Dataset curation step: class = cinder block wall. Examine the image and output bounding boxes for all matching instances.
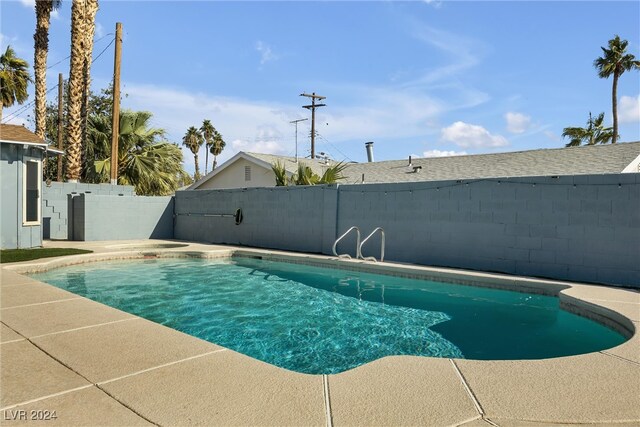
[337,174,639,287]
[174,174,639,288]
[73,194,173,241]
[174,186,338,254]
[43,182,135,239]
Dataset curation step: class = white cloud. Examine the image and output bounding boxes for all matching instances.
[232,139,287,155]
[505,112,531,134]
[118,73,493,172]
[402,24,485,87]
[422,0,443,8]
[255,41,277,66]
[619,95,640,123]
[441,121,508,148]
[121,83,296,172]
[95,22,105,39]
[423,149,468,158]
[543,130,561,142]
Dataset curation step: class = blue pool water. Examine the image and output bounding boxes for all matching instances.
[30,257,626,374]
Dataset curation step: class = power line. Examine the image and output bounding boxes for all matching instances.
[92,37,115,64]
[300,92,326,159]
[2,36,116,124]
[44,33,113,72]
[315,132,354,162]
[1,85,58,123]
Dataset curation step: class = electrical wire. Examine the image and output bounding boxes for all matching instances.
[315,132,354,162]
[2,36,116,124]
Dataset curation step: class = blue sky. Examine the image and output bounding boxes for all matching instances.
[1,1,639,173]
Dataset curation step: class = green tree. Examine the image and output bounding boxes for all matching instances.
[0,46,31,121]
[210,128,226,171]
[33,0,62,138]
[200,119,215,175]
[182,126,204,180]
[272,161,288,186]
[562,112,613,147]
[273,161,347,186]
[594,35,640,143]
[89,110,189,195]
[35,82,134,182]
[319,161,348,184]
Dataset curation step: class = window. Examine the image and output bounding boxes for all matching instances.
[23,159,41,225]
[244,165,251,181]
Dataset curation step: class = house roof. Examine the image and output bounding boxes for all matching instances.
[245,152,332,176]
[187,151,334,189]
[341,141,640,184]
[0,124,45,144]
[190,141,640,189]
[0,124,64,154]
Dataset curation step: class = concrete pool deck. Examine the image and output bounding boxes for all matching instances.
[1,239,638,426]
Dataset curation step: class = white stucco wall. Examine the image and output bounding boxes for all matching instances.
[197,158,276,189]
[622,154,640,173]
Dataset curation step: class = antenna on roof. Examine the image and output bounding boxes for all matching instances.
[290,118,308,164]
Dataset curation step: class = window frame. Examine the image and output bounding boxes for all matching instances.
[22,158,41,226]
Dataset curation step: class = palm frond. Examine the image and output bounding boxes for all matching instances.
[271,161,289,186]
[319,161,348,184]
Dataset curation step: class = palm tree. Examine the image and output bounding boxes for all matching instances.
[33,0,62,138]
[66,0,98,182]
[292,163,319,185]
[200,119,215,175]
[272,161,347,186]
[210,128,226,171]
[80,0,98,146]
[594,35,640,143]
[182,126,204,180]
[319,161,347,184]
[562,112,613,147]
[0,46,31,121]
[90,110,189,195]
[272,161,288,186]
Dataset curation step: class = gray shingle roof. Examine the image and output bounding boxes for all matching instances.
[249,142,639,185]
[341,142,640,184]
[236,142,640,186]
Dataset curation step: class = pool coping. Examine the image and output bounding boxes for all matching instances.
[1,239,639,426]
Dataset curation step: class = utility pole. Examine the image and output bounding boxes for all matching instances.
[57,73,64,182]
[110,22,122,185]
[289,118,308,163]
[300,92,325,159]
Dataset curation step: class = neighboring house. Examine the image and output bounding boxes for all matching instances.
[1,124,63,249]
[189,142,640,190]
[189,152,332,190]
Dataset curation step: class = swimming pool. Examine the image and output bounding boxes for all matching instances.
[30,256,626,374]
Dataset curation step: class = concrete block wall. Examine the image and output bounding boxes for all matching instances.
[72,194,173,241]
[336,174,640,288]
[43,182,135,239]
[174,174,639,288]
[174,186,338,254]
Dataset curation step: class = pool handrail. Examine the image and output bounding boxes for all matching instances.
[332,226,361,259]
[359,227,385,262]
